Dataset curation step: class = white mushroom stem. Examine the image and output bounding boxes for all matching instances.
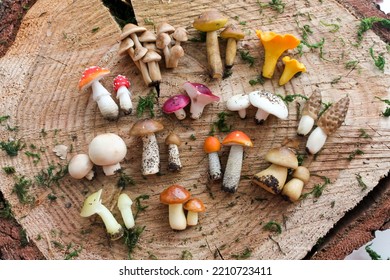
[174,108,186,120]
[95,204,124,239]
[91,81,119,121]
[169,203,187,230]
[222,145,243,193]
[118,194,135,229]
[297,115,315,136]
[102,162,122,176]
[167,144,182,171]
[254,109,269,124]
[147,62,162,82]
[208,152,222,181]
[85,170,94,180]
[187,211,198,226]
[190,103,207,119]
[238,109,247,119]
[141,134,160,175]
[306,126,328,154]
[116,85,133,115]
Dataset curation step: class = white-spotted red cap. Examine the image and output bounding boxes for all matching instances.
[79,66,110,91]
[113,75,130,92]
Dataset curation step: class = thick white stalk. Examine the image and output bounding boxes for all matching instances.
[222,145,243,193]
[141,134,160,175]
[238,109,247,119]
[168,144,182,171]
[297,115,315,136]
[85,170,94,180]
[116,86,133,115]
[168,203,187,230]
[254,109,270,124]
[97,204,123,240]
[121,209,135,229]
[306,126,328,154]
[91,81,119,121]
[174,108,186,120]
[102,162,121,176]
[186,211,199,226]
[208,152,222,181]
[190,103,206,119]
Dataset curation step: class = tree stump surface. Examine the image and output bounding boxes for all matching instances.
[0,0,389,260]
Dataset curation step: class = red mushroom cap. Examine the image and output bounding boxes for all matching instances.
[162,94,191,114]
[183,81,220,102]
[79,66,110,91]
[113,75,131,92]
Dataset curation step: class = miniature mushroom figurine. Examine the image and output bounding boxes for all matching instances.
[248,90,288,124]
[156,22,175,67]
[282,166,310,202]
[203,136,222,181]
[220,24,245,68]
[88,133,127,176]
[279,56,307,86]
[182,81,220,119]
[169,27,188,68]
[80,189,124,240]
[160,185,191,230]
[165,132,182,172]
[183,198,205,226]
[252,145,298,195]
[226,93,251,119]
[306,96,350,154]
[162,94,190,120]
[129,119,164,175]
[118,37,140,71]
[78,66,119,121]
[297,90,322,136]
[142,50,162,85]
[193,10,228,79]
[68,153,94,180]
[117,193,135,229]
[221,131,253,193]
[113,75,133,115]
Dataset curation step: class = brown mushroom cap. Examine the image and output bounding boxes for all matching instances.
[157,22,175,34]
[165,132,181,146]
[118,38,135,55]
[292,166,310,184]
[142,50,162,63]
[172,27,188,42]
[183,198,205,212]
[139,30,157,43]
[129,118,164,136]
[264,146,298,169]
[160,185,191,204]
[220,24,245,40]
[120,23,147,40]
[156,32,172,49]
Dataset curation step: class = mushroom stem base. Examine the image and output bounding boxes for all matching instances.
[103,162,122,176]
[187,211,199,226]
[168,144,182,172]
[306,126,327,154]
[142,134,160,175]
[117,86,133,115]
[206,30,223,79]
[208,152,222,181]
[168,203,187,230]
[92,81,119,121]
[174,108,186,120]
[225,38,237,68]
[98,204,124,240]
[254,109,270,124]
[222,145,243,193]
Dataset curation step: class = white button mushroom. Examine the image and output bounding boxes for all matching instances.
[226,93,251,119]
[117,193,135,229]
[68,153,94,180]
[248,90,288,124]
[88,133,127,176]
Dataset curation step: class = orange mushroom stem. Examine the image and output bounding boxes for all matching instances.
[279,56,306,86]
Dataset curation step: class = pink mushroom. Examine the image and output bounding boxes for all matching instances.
[182,82,220,119]
[162,94,191,120]
[113,75,133,115]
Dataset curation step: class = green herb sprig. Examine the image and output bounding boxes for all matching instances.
[239,50,255,67]
[134,194,150,219]
[35,164,68,188]
[348,149,364,161]
[301,175,331,199]
[369,47,385,72]
[375,96,390,117]
[209,112,233,135]
[258,0,286,14]
[262,220,282,234]
[137,90,157,118]
[357,17,390,42]
[231,247,252,259]
[117,171,136,189]
[365,243,382,260]
[124,226,145,259]
[12,175,33,204]
[0,139,25,157]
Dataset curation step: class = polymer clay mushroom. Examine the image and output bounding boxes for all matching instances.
[169,27,188,68]
[113,75,133,115]
[203,136,222,181]
[162,94,190,120]
[88,133,127,176]
[78,66,119,121]
[297,90,322,136]
[160,185,191,230]
[282,166,310,202]
[221,131,253,193]
[220,24,245,68]
[129,119,164,175]
[165,132,182,172]
[156,22,175,67]
[279,56,306,86]
[68,153,94,180]
[306,96,350,154]
[248,90,288,124]
[183,198,205,226]
[226,93,251,119]
[182,81,220,119]
[117,193,135,229]
[118,37,140,71]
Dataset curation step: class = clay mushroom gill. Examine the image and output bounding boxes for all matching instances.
[160,185,191,230]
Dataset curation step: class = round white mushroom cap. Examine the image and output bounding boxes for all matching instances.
[88,133,127,167]
[68,153,94,180]
[248,90,288,120]
[226,93,251,118]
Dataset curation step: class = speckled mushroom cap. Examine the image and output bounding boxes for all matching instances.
[183,198,205,212]
[302,90,322,120]
[264,146,298,169]
[120,23,147,40]
[78,66,110,91]
[316,96,350,135]
[165,132,181,146]
[129,119,164,136]
[248,90,288,119]
[220,24,245,40]
[160,185,191,205]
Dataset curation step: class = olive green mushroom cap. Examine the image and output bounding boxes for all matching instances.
[129,119,164,136]
[220,24,245,40]
[193,10,228,32]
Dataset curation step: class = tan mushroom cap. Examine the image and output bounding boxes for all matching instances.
[165,132,181,146]
[160,185,191,205]
[193,10,228,32]
[157,22,175,34]
[264,146,298,169]
[292,166,310,184]
[120,23,147,40]
[183,198,205,213]
[142,50,162,63]
[220,24,245,40]
[139,30,157,43]
[118,37,135,55]
[172,27,188,42]
[129,118,164,136]
[133,46,148,61]
[156,32,172,49]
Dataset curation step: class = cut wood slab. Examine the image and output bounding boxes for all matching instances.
[0,0,389,260]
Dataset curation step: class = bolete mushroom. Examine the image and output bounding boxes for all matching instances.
[88,133,127,176]
[80,189,124,240]
[226,93,251,119]
[306,96,350,154]
[78,66,119,121]
[117,193,135,229]
[113,75,133,115]
[162,94,191,120]
[297,90,322,136]
[165,132,182,172]
[68,153,94,180]
[221,130,253,193]
[248,90,288,124]
[129,119,164,175]
[183,198,205,226]
[182,81,220,119]
[282,166,310,202]
[220,24,245,68]
[160,185,191,230]
[203,136,222,181]
[193,10,228,79]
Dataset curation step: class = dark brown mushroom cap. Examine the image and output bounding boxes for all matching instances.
[183,198,205,212]
[129,119,164,136]
[165,132,181,146]
[264,146,298,169]
[160,185,191,204]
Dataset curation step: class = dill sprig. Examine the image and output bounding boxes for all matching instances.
[320,20,340,33]
[356,173,367,191]
[64,243,82,260]
[358,128,371,139]
[0,115,10,123]
[231,247,252,259]
[357,17,390,42]
[348,149,364,161]
[134,194,150,220]
[0,199,14,219]
[137,90,157,118]
[277,94,308,105]
[12,175,33,204]
[181,250,193,260]
[209,112,233,135]
[117,171,136,189]
[239,50,255,67]
[258,0,286,14]
[2,166,16,174]
[0,139,26,157]
[369,47,385,72]
[301,175,331,199]
[375,96,390,117]
[262,220,282,234]
[365,243,382,260]
[249,76,265,86]
[35,163,68,188]
[123,226,145,259]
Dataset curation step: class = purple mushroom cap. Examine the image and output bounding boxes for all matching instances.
[183,82,220,102]
[162,94,191,113]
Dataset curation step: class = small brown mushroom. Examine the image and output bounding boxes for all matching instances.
[183,198,205,226]
[169,27,188,68]
[220,24,245,68]
[282,166,310,202]
[142,50,162,84]
[160,185,191,230]
[165,132,182,172]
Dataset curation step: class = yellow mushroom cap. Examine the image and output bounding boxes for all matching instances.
[264,146,298,169]
[279,56,307,86]
[220,24,245,40]
[193,10,228,32]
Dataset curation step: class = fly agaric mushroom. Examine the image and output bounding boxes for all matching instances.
[165,132,182,172]
[162,94,191,120]
[183,198,205,226]
[169,27,188,68]
[78,66,119,121]
[222,131,253,193]
[113,75,133,115]
[160,185,191,230]
[80,189,124,240]
[255,30,300,79]
[203,136,222,181]
[306,96,350,154]
[282,166,310,202]
[220,24,245,68]
[129,119,164,175]
[68,153,94,180]
[253,145,298,194]
[297,90,322,136]
[182,81,220,119]
[279,56,307,86]
[117,193,135,229]
[193,10,228,79]
[248,90,288,124]
[88,133,127,176]
[226,93,251,119]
